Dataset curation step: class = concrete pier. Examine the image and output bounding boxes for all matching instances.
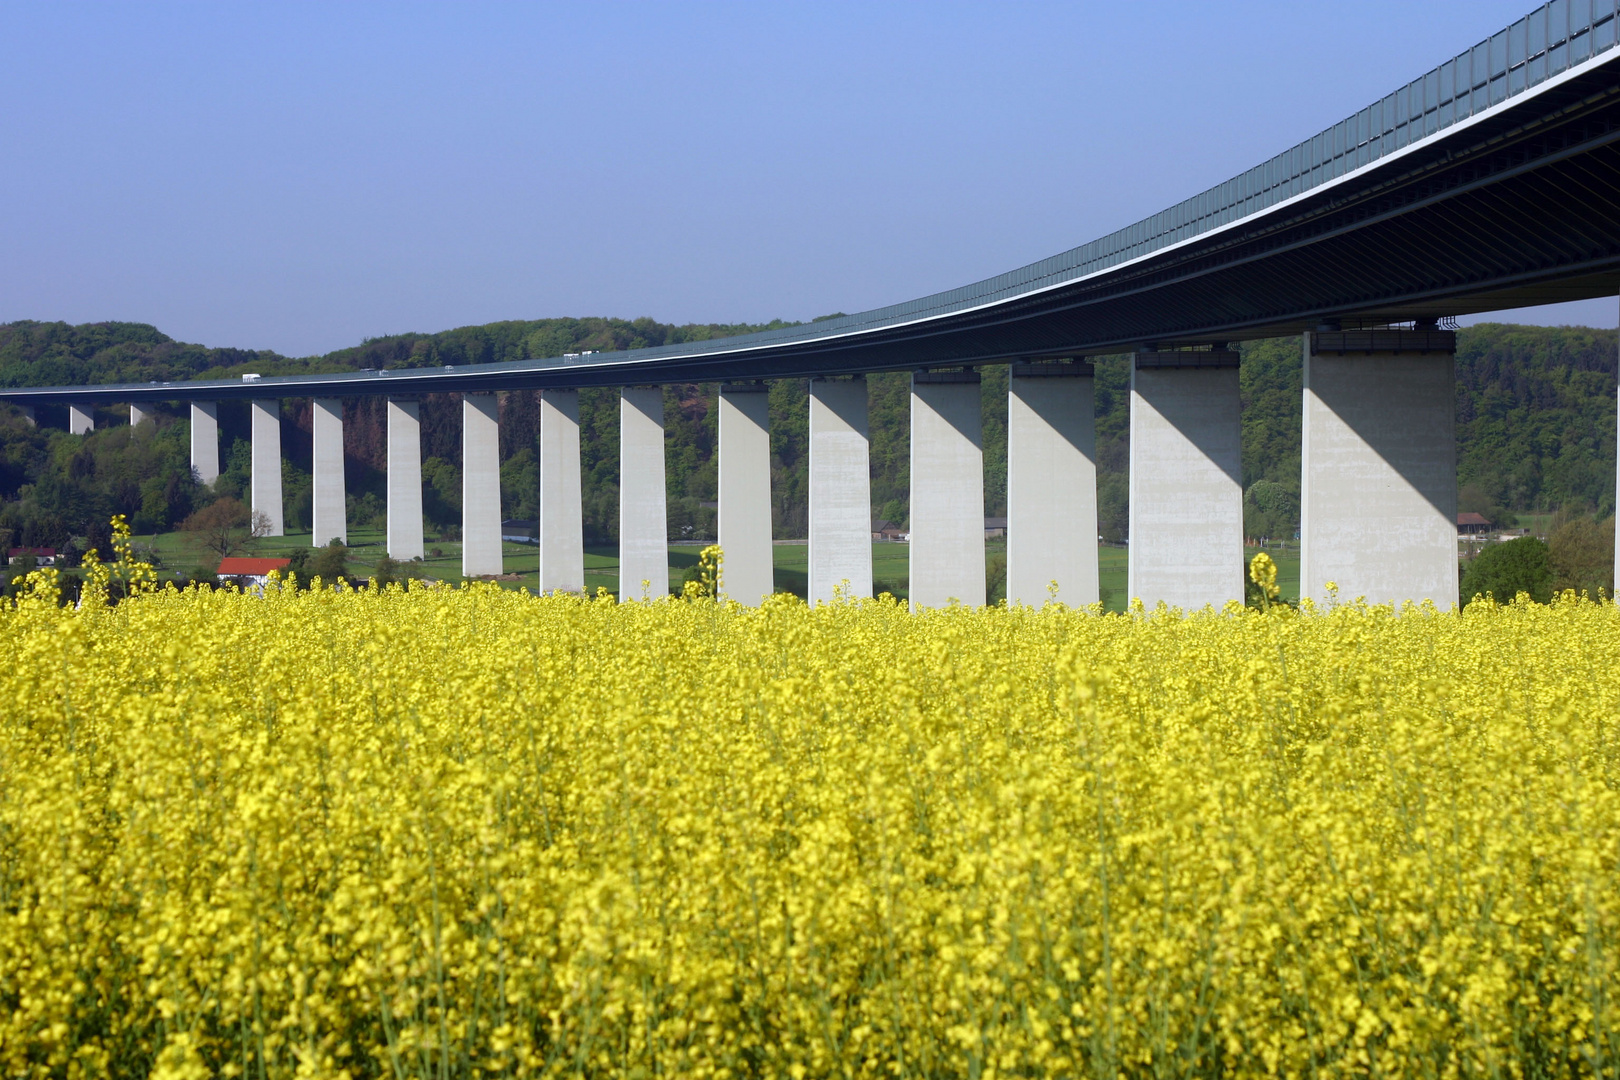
[17,405,34,426]
[909,371,985,610]
[619,387,669,601]
[808,377,872,604]
[387,398,424,561]
[190,402,220,488]
[539,389,584,593]
[1300,330,1458,607]
[1128,352,1243,610]
[311,397,347,547]
[130,403,154,428]
[462,393,503,578]
[250,400,283,536]
[717,383,774,605]
[1007,362,1098,607]
[69,405,93,435]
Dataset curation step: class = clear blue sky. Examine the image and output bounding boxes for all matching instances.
[1,1,1613,357]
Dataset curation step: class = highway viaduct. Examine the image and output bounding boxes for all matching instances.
[6,1,1620,609]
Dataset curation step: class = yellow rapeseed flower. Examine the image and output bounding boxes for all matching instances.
[0,521,1616,1077]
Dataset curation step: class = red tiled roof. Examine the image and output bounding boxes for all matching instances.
[8,547,55,557]
[217,557,291,575]
[1457,512,1492,526]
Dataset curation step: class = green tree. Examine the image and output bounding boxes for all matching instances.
[214,438,253,501]
[421,457,461,532]
[1244,478,1299,541]
[1460,536,1553,606]
[369,554,403,588]
[1548,515,1614,597]
[986,551,1007,605]
[307,541,351,586]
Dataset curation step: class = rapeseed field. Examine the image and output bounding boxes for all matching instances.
[2,527,1618,1078]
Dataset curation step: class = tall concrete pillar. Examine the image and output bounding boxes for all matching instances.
[251,399,284,537]
[17,405,35,426]
[1128,351,1243,610]
[190,401,220,488]
[1300,329,1458,608]
[808,376,872,604]
[69,405,93,435]
[717,383,774,605]
[387,398,424,561]
[130,403,154,428]
[311,397,347,547]
[909,371,985,610]
[461,394,503,578]
[619,387,668,601]
[539,389,584,593]
[1007,361,1098,607]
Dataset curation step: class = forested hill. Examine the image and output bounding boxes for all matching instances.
[0,321,285,387]
[0,318,1612,552]
[0,316,797,387]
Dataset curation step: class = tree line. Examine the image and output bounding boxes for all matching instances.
[0,318,1613,561]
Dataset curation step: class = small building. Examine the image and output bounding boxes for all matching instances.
[1457,512,1493,535]
[984,516,1008,539]
[7,547,57,567]
[501,519,538,543]
[871,519,906,541]
[217,557,291,587]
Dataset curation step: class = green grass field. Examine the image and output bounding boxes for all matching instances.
[137,527,1305,612]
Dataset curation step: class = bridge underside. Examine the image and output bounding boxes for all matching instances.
[663,64,1620,383]
[272,60,1610,396]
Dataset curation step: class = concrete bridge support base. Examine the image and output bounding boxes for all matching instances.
[130,403,154,428]
[387,398,424,562]
[1007,362,1098,608]
[809,377,872,604]
[1128,353,1244,611]
[69,405,93,435]
[312,397,347,548]
[1300,333,1457,608]
[17,405,35,426]
[619,388,669,602]
[462,394,503,579]
[190,402,220,488]
[718,384,774,605]
[909,371,985,610]
[251,400,284,537]
[539,389,584,593]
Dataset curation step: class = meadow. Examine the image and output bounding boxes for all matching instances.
[1,529,1615,1079]
[139,527,1303,611]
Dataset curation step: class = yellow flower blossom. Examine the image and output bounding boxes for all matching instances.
[0,521,1616,1077]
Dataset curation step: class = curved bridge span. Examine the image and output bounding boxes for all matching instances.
[7,9,1620,404]
[5,3,1620,615]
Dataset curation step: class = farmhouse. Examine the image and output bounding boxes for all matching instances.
[1456,512,1493,536]
[7,547,57,566]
